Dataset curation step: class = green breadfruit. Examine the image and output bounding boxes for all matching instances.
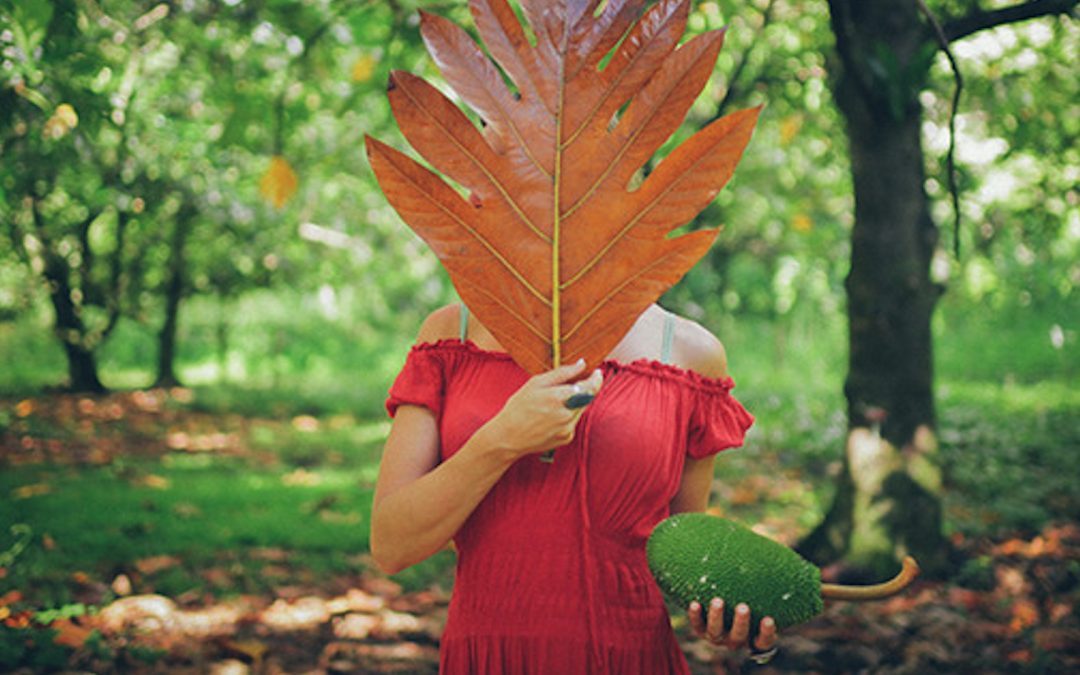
[646,512,920,631]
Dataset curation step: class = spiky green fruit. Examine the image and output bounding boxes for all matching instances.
[646,513,824,630]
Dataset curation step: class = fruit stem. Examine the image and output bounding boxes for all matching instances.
[820,556,920,601]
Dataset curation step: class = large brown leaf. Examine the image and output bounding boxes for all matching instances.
[366,0,759,373]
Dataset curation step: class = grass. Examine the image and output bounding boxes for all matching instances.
[1,404,390,610]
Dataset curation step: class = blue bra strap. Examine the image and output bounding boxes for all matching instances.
[459,304,469,342]
[660,312,675,364]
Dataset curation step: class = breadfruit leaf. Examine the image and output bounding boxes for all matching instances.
[366,0,760,373]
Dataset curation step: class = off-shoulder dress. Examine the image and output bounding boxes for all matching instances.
[385,312,754,674]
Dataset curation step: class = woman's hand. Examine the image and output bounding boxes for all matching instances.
[480,358,603,460]
[688,599,778,661]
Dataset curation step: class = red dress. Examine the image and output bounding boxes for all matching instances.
[386,339,754,674]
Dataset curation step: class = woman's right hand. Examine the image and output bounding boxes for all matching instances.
[480,358,603,459]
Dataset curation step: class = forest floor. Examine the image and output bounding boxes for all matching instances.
[2,388,1079,674]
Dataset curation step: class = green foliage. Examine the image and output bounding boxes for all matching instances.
[0,625,68,672]
[953,554,995,590]
[32,602,87,625]
[924,15,1080,303]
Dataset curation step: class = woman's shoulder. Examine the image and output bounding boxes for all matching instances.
[664,309,729,380]
[414,303,463,344]
[414,302,728,378]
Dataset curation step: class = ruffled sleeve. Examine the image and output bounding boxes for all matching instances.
[686,378,755,459]
[385,342,451,418]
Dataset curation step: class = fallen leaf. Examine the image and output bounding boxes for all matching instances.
[112,574,133,597]
[946,587,983,611]
[0,590,23,606]
[176,600,254,638]
[260,565,290,579]
[220,638,269,663]
[173,502,202,518]
[201,567,233,588]
[1034,627,1080,651]
[318,510,362,524]
[4,611,32,628]
[362,577,403,599]
[51,618,94,648]
[169,387,194,403]
[208,660,250,675]
[291,415,320,432]
[326,588,385,615]
[134,474,170,489]
[249,547,289,562]
[282,468,320,487]
[135,555,182,575]
[12,482,51,499]
[259,597,330,632]
[1006,648,1033,663]
[98,594,180,635]
[332,613,380,640]
[1008,598,1040,634]
[373,610,424,639]
[995,564,1028,595]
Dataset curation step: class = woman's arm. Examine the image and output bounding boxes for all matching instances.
[371,311,603,575]
[670,455,716,514]
[371,405,519,574]
[669,312,727,515]
[667,314,779,657]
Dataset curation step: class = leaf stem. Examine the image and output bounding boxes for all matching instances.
[552,41,568,367]
[820,556,920,601]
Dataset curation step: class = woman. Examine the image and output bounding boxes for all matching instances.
[372,302,779,673]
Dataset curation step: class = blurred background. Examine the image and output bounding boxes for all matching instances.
[1,0,1077,673]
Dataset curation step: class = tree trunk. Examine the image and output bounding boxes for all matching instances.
[799,0,950,578]
[154,211,191,388]
[44,252,107,393]
[217,300,230,384]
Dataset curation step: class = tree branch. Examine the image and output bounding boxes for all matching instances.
[944,0,1079,43]
[916,0,964,257]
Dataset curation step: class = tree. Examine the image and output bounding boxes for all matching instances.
[799,0,1079,577]
[1,0,392,390]
[1,0,134,392]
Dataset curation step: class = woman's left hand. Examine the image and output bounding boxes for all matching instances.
[687,598,778,656]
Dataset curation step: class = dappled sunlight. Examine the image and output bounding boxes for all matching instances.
[941,379,1080,414]
[43,580,448,673]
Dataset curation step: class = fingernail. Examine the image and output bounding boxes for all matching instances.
[737,604,749,615]
[763,617,775,629]
[576,358,585,366]
[689,601,699,612]
[710,598,722,610]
